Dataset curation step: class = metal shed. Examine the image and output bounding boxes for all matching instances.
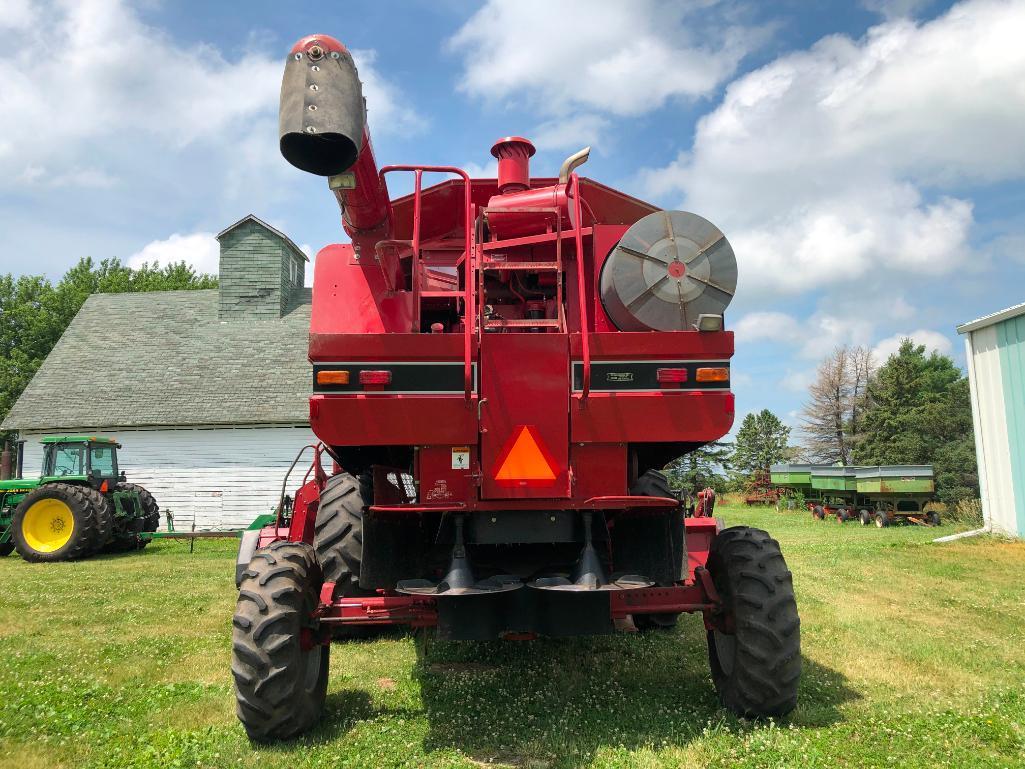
[957,302,1025,538]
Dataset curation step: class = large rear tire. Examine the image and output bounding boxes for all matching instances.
[314,473,369,596]
[232,540,328,742]
[12,484,99,562]
[109,483,159,551]
[79,487,113,552]
[630,470,681,631]
[706,526,801,718]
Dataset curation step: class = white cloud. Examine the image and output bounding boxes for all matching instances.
[0,0,421,194]
[872,329,952,361]
[533,114,610,152]
[733,311,801,343]
[447,0,766,125]
[640,0,1025,298]
[351,49,425,137]
[127,232,219,275]
[461,159,499,179]
[862,0,934,20]
[734,309,874,359]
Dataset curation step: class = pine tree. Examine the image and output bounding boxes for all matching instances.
[855,339,977,504]
[732,410,790,476]
[664,441,732,494]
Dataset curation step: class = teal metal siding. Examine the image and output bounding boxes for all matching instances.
[997,315,1025,536]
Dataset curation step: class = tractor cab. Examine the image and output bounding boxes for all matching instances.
[40,437,125,490]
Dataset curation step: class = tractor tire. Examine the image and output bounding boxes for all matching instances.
[928,512,941,526]
[0,541,14,557]
[835,509,848,524]
[11,483,100,562]
[812,505,825,521]
[633,613,679,631]
[875,512,887,528]
[859,509,871,526]
[111,483,160,551]
[706,526,801,718]
[630,470,682,630]
[313,472,370,596]
[79,487,114,552]
[232,540,329,742]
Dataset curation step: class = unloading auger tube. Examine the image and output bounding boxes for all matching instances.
[230,31,799,743]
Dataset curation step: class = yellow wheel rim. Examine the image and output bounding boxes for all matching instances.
[21,499,75,553]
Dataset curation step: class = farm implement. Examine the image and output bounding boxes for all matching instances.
[231,33,801,741]
[0,436,159,562]
[770,463,939,527]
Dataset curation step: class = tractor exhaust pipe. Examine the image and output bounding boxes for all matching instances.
[280,35,392,237]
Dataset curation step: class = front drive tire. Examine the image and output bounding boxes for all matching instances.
[706,526,801,718]
[232,540,329,742]
[108,483,160,551]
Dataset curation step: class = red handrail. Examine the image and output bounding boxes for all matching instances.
[378,165,475,401]
[570,173,591,399]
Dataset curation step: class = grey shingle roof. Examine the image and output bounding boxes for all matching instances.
[1,289,312,431]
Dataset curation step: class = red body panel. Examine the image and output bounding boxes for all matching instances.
[571,391,735,443]
[311,394,478,446]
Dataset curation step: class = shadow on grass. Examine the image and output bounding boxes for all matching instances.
[408,620,858,767]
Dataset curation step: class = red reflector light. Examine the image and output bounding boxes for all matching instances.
[359,370,392,385]
[696,367,729,382]
[656,368,688,384]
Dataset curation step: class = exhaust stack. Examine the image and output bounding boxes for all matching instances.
[280,35,392,236]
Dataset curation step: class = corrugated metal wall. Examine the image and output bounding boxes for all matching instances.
[996,315,1025,536]
[20,425,318,530]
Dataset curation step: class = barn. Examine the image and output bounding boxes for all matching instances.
[0,215,316,530]
[957,301,1025,539]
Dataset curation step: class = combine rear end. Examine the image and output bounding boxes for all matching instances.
[232,34,801,741]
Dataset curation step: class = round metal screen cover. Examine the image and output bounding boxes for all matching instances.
[599,210,737,332]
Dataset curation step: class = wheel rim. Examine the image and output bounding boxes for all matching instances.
[21,499,75,552]
[713,630,736,675]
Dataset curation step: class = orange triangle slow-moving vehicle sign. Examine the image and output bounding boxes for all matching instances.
[493,425,558,487]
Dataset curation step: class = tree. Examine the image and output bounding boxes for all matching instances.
[1,258,216,433]
[664,441,732,494]
[855,339,978,505]
[732,410,791,477]
[800,345,873,465]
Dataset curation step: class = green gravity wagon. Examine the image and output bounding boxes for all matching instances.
[0,436,159,562]
[769,463,938,527]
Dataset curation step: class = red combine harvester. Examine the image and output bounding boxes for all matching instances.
[232,34,801,741]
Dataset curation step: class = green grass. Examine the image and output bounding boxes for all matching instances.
[0,507,1023,768]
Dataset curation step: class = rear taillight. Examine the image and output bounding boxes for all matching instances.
[656,368,688,384]
[695,367,729,382]
[359,370,392,386]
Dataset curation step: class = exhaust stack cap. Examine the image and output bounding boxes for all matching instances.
[490,136,535,193]
[280,34,365,177]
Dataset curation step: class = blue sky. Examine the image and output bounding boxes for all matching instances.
[2,0,1023,438]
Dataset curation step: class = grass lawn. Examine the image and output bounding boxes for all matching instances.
[1,506,1023,768]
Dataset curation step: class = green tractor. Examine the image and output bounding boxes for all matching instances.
[0,436,159,562]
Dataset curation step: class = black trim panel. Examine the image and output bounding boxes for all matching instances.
[313,362,473,393]
[571,360,730,391]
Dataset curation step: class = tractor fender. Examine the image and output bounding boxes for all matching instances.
[235,529,262,588]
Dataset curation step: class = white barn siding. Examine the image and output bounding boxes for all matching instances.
[20,425,318,531]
